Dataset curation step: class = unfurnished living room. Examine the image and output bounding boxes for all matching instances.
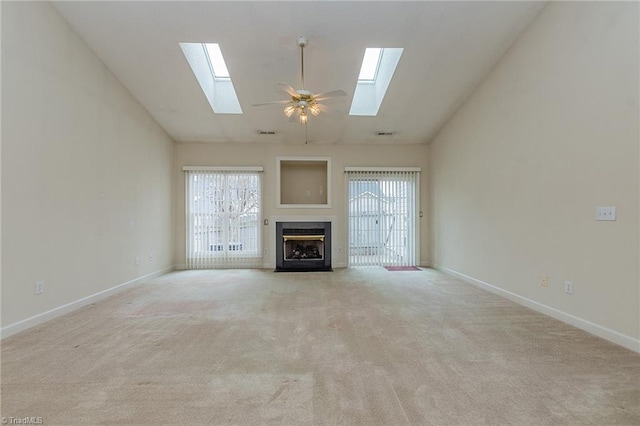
[2,1,639,425]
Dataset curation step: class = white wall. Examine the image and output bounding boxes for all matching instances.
[1,2,175,335]
[429,1,639,351]
[174,142,429,269]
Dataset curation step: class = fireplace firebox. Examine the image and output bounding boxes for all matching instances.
[275,222,332,272]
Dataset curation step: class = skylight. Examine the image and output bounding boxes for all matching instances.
[349,48,403,116]
[204,43,230,79]
[358,48,382,81]
[179,42,242,114]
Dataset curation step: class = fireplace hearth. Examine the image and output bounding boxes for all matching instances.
[275,222,332,272]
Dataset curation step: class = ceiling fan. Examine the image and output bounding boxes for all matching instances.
[253,36,347,125]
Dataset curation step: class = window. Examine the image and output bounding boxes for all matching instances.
[358,48,382,81]
[349,48,404,116]
[179,42,242,114]
[204,43,230,79]
[346,168,419,267]
[185,168,262,268]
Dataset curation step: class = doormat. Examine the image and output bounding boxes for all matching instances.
[384,266,421,271]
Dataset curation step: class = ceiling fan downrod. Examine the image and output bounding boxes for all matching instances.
[298,36,307,90]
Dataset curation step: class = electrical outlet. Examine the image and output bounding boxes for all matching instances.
[135,256,140,265]
[565,281,573,294]
[35,281,44,295]
[540,274,549,287]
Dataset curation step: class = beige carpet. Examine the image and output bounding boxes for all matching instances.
[2,267,639,425]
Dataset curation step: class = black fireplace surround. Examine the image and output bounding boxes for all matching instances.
[275,221,332,272]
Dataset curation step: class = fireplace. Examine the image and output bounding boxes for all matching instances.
[275,221,332,272]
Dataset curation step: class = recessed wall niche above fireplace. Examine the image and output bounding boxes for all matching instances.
[275,221,332,272]
[277,157,331,208]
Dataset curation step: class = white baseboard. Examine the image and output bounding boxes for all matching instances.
[1,265,174,340]
[432,264,640,354]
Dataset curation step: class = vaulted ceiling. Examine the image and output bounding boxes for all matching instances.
[52,1,546,145]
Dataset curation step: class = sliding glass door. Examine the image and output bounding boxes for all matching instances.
[185,169,262,269]
[347,169,419,267]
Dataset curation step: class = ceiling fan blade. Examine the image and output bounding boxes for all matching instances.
[317,103,343,115]
[276,82,299,98]
[314,89,347,101]
[252,100,291,107]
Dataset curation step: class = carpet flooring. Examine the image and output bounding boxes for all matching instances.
[2,267,639,425]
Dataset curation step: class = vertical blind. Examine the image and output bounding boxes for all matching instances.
[185,168,262,269]
[346,168,419,267]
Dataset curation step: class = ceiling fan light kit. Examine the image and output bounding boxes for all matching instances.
[283,105,296,118]
[253,36,346,125]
